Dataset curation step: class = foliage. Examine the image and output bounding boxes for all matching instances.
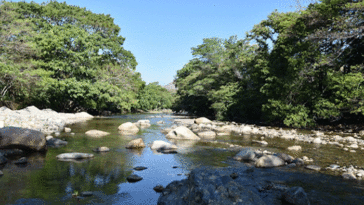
[0,1,144,113]
[137,82,174,110]
[173,0,364,127]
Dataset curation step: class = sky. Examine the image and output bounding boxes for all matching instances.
[13,0,313,85]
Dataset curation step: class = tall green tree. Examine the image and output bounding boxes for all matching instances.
[0,1,143,113]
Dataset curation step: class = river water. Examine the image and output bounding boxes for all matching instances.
[1,113,364,204]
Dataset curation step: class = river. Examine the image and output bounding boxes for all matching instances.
[1,113,364,204]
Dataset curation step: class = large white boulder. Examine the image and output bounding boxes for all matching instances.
[255,155,285,168]
[166,126,200,140]
[150,140,178,151]
[194,117,212,124]
[85,130,110,138]
[118,122,139,135]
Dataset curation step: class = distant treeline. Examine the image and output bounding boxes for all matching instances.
[173,0,364,128]
[0,1,173,113]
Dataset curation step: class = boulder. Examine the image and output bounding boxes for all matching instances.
[125,138,146,149]
[312,138,322,144]
[275,153,294,163]
[359,130,364,137]
[233,147,256,161]
[56,152,94,160]
[215,125,234,135]
[255,155,285,168]
[46,138,68,147]
[133,166,148,171]
[135,120,151,128]
[288,145,302,151]
[64,127,71,133]
[166,126,200,140]
[197,131,216,140]
[158,166,278,205]
[118,122,139,135]
[85,130,110,138]
[150,140,177,151]
[194,117,212,124]
[161,127,173,134]
[127,174,143,183]
[92,146,110,152]
[14,157,28,164]
[0,121,4,129]
[305,165,321,171]
[153,185,164,193]
[282,186,310,205]
[0,126,46,151]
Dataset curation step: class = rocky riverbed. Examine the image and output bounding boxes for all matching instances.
[0,106,93,134]
[161,117,364,181]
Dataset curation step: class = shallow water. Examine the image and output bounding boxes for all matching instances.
[1,113,364,204]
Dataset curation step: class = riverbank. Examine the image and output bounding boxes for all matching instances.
[162,117,364,181]
[0,106,93,134]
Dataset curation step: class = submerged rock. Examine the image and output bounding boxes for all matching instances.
[56,152,94,160]
[47,138,68,147]
[282,186,310,205]
[153,185,164,193]
[127,174,143,183]
[14,157,28,164]
[133,166,148,171]
[92,146,110,152]
[85,130,110,138]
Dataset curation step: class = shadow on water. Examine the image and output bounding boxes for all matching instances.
[1,113,364,204]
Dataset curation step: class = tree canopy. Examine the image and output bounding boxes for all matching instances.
[173,0,364,127]
[0,1,172,113]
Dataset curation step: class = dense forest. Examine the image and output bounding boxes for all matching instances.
[173,0,364,128]
[0,1,173,114]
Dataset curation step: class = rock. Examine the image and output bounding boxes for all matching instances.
[64,127,71,132]
[359,130,364,137]
[342,172,357,180]
[197,131,216,139]
[0,121,4,128]
[0,126,46,151]
[288,145,302,151]
[46,138,68,147]
[0,154,8,165]
[255,155,285,168]
[54,132,61,136]
[344,136,356,143]
[312,138,322,144]
[153,185,164,192]
[282,186,310,205]
[230,172,239,179]
[252,140,268,146]
[161,127,173,134]
[135,120,151,128]
[92,146,110,152]
[305,165,321,171]
[241,126,253,134]
[133,166,148,171]
[157,121,165,124]
[118,122,139,135]
[0,170,3,176]
[292,158,305,166]
[233,147,256,161]
[125,138,146,149]
[45,135,53,140]
[194,117,212,124]
[127,174,143,183]
[85,130,110,138]
[150,140,178,151]
[157,166,276,205]
[275,153,294,163]
[166,126,200,140]
[14,157,28,164]
[56,153,94,160]
[349,144,359,149]
[215,125,234,135]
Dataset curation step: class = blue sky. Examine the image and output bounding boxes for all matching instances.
[14,0,312,85]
